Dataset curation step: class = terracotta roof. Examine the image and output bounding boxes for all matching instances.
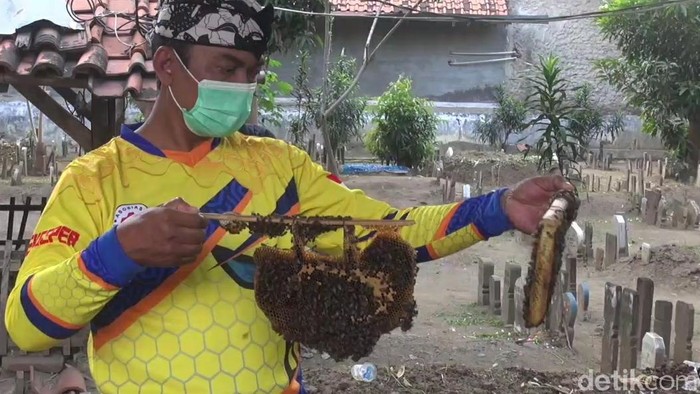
[0,0,158,101]
[330,0,508,15]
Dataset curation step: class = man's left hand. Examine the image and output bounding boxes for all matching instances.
[502,175,575,235]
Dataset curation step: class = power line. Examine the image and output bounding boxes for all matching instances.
[274,0,698,24]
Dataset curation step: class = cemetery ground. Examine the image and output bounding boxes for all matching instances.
[1,154,699,392]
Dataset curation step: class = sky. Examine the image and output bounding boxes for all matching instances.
[0,0,82,35]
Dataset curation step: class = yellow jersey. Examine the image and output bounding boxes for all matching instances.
[5,124,513,393]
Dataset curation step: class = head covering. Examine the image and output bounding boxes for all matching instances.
[152,0,274,58]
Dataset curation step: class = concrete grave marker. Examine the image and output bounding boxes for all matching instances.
[644,189,662,225]
[653,300,673,358]
[477,261,494,306]
[614,214,629,258]
[570,222,584,251]
[10,164,22,186]
[688,200,699,228]
[605,233,617,268]
[595,247,605,271]
[641,243,651,264]
[640,197,648,217]
[636,277,655,349]
[673,301,695,364]
[601,282,622,374]
[584,222,594,261]
[657,196,668,227]
[562,292,578,344]
[20,147,27,176]
[489,275,502,315]
[641,332,666,370]
[618,288,639,373]
[565,255,577,295]
[514,277,526,334]
[501,263,522,326]
[577,282,591,321]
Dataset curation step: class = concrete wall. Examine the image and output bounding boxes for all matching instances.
[505,0,626,109]
[274,19,509,102]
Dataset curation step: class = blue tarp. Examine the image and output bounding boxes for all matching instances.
[341,163,410,175]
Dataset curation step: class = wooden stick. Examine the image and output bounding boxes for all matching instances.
[200,213,415,228]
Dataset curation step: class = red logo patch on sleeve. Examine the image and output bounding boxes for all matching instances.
[327,174,343,184]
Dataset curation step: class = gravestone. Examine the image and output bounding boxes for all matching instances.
[501,263,522,326]
[546,271,566,333]
[514,277,526,334]
[641,243,651,264]
[636,278,655,349]
[640,197,648,217]
[614,214,629,258]
[477,261,494,306]
[657,196,668,227]
[601,282,622,374]
[584,222,594,261]
[20,147,27,176]
[653,300,673,358]
[605,233,617,268]
[641,333,666,370]
[489,275,502,315]
[10,164,22,186]
[618,288,639,373]
[565,256,577,295]
[673,301,695,364]
[595,247,605,271]
[688,200,699,228]
[562,292,578,344]
[644,189,662,225]
[570,222,584,252]
[577,282,591,321]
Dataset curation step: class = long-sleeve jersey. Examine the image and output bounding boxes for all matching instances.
[5,123,513,394]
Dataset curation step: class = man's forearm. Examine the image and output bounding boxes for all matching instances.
[5,227,143,351]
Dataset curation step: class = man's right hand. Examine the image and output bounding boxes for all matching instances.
[116,198,208,268]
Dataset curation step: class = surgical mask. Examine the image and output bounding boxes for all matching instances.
[169,53,257,138]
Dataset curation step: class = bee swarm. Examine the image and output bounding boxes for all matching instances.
[220,215,419,361]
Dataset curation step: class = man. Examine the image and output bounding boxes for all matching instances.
[4,0,573,393]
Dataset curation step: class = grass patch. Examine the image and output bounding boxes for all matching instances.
[440,303,505,328]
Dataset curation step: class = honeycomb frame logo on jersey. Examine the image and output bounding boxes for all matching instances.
[113,204,147,225]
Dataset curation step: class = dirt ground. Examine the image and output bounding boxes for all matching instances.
[1,152,700,392]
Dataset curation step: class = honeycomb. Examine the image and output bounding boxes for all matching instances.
[219,215,420,362]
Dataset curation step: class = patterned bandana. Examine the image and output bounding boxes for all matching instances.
[152,0,274,58]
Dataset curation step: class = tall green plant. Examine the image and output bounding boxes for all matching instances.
[569,83,624,144]
[311,54,367,153]
[474,85,527,151]
[366,75,439,168]
[289,50,314,148]
[257,58,293,128]
[524,55,586,175]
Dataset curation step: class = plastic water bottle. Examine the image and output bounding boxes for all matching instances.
[351,362,377,382]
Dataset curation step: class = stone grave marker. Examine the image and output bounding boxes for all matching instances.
[562,292,578,344]
[501,263,522,326]
[644,189,662,225]
[657,196,668,227]
[565,255,577,295]
[20,147,27,175]
[605,233,617,268]
[10,164,22,186]
[584,222,594,261]
[614,214,629,258]
[653,300,673,358]
[595,247,605,271]
[639,332,666,369]
[489,275,502,315]
[601,282,622,374]
[477,261,494,306]
[673,301,695,363]
[636,277,655,349]
[689,200,699,228]
[641,196,648,217]
[546,271,565,333]
[641,243,651,264]
[618,288,639,373]
[577,282,591,321]
[570,222,584,251]
[514,277,526,334]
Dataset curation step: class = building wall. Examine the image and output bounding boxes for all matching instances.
[274,18,509,102]
[505,0,626,109]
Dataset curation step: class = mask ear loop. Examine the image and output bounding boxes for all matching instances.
[168,50,199,112]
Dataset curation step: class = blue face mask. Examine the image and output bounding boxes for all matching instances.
[169,53,257,138]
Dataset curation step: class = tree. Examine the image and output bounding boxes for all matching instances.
[569,83,625,146]
[288,49,315,148]
[474,85,527,151]
[265,0,324,54]
[257,58,293,128]
[366,75,439,168]
[311,52,367,155]
[596,0,700,180]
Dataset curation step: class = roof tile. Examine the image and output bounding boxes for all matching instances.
[330,0,508,15]
[0,0,159,100]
